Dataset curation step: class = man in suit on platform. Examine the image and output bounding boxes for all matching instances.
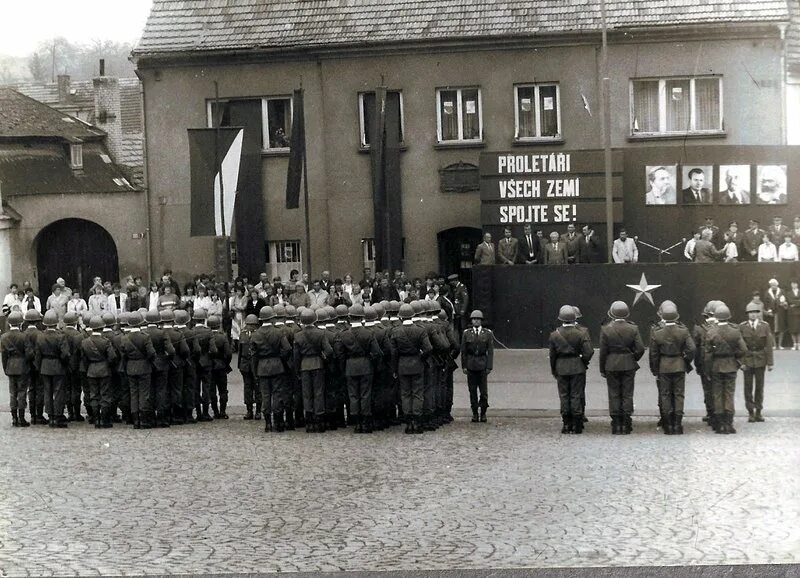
[518,224,541,264]
[561,224,583,264]
[497,228,519,265]
[682,168,712,204]
[544,232,568,265]
[474,233,496,265]
[580,225,603,263]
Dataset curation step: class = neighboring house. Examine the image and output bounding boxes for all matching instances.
[0,87,147,297]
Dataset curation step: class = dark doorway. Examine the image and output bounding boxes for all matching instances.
[36,219,119,298]
[437,227,483,290]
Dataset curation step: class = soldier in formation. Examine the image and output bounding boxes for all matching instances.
[548,305,593,434]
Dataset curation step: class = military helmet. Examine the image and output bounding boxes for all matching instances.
[193,308,208,321]
[258,306,275,321]
[470,309,484,320]
[324,306,337,320]
[399,303,415,319]
[23,309,42,323]
[118,312,130,326]
[245,313,259,326]
[703,300,722,317]
[659,302,679,322]
[572,306,583,320]
[349,303,365,318]
[310,303,321,311]
[333,304,348,319]
[715,304,732,321]
[63,311,78,325]
[388,300,401,313]
[745,300,763,314]
[410,300,425,315]
[101,312,116,327]
[174,310,190,325]
[608,301,630,320]
[273,304,286,318]
[7,311,23,326]
[430,300,442,313]
[89,316,106,330]
[284,304,297,318]
[300,308,317,325]
[127,311,144,327]
[42,310,58,327]
[379,300,390,311]
[207,315,221,329]
[137,307,148,315]
[558,305,576,323]
[316,308,329,323]
[373,302,386,319]
[364,305,378,322]
[438,310,448,321]
[160,309,175,323]
[145,310,161,325]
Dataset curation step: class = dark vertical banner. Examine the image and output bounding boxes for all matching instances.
[286,89,305,210]
[369,88,403,272]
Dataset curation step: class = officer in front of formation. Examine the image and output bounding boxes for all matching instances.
[81,315,118,428]
[649,301,695,435]
[548,305,593,434]
[460,309,493,424]
[1,311,32,427]
[703,302,748,434]
[239,314,260,420]
[599,301,645,434]
[739,300,774,423]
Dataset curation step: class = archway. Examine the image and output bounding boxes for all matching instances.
[437,226,483,290]
[35,218,119,298]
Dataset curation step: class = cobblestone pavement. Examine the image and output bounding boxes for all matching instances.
[1,415,798,576]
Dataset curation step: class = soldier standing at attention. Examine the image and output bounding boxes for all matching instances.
[23,309,45,424]
[107,312,129,424]
[294,308,333,432]
[250,306,292,432]
[572,306,591,423]
[548,305,594,434]
[162,310,190,425]
[174,310,199,423]
[122,311,157,429]
[328,306,348,429]
[192,309,214,422]
[693,301,721,426]
[239,314,260,420]
[703,303,748,434]
[436,306,460,425]
[390,303,433,434]
[367,303,391,430]
[649,301,695,435]
[1,311,32,426]
[739,300,774,423]
[144,310,176,427]
[460,310,494,424]
[207,315,232,419]
[599,301,645,434]
[284,305,304,429]
[81,316,118,428]
[35,310,71,428]
[62,311,85,422]
[448,274,469,338]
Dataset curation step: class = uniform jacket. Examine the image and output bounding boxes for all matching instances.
[548,324,593,376]
[238,328,254,371]
[35,329,70,376]
[335,324,382,376]
[474,241,496,265]
[649,323,695,374]
[143,326,176,372]
[121,330,157,376]
[544,241,568,265]
[1,329,32,375]
[738,320,774,368]
[62,326,84,373]
[163,326,191,367]
[390,322,433,375]
[209,331,232,371]
[742,227,765,257]
[460,327,494,372]
[767,224,791,246]
[249,325,292,377]
[451,283,469,316]
[293,325,333,372]
[599,320,645,373]
[80,334,117,378]
[371,323,392,370]
[703,322,747,374]
[193,325,214,369]
[497,237,519,264]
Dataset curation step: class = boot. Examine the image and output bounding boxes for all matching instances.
[748,410,756,423]
[727,413,737,434]
[285,410,295,430]
[422,415,436,431]
[572,414,584,434]
[661,413,673,435]
[124,409,135,425]
[74,407,85,422]
[673,414,684,435]
[479,408,487,423]
[362,416,373,434]
[405,417,413,434]
[159,410,171,428]
[37,414,49,425]
[67,403,76,422]
[185,407,197,424]
[327,412,338,431]
[141,411,154,429]
[622,415,632,435]
[55,415,68,428]
[611,416,620,435]
[274,412,285,433]
[562,415,571,434]
[133,411,141,429]
[264,412,272,432]
[244,405,254,420]
[295,409,305,429]
[171,406,184,425]
[471,409,479,423]
[18,410,30,427]
[111,411,122,423]
[412,418,424,434]
[316,414,326,433]
[353,415,363,434]
[219,400,228,420]
[254,402,262,420]
[87,411,96,425]
[211,399,220,419]
[755,409,764,422]
[199,404,213,422]
[11,411,19,427]
[95,409,103,429]
[305,412,314,433]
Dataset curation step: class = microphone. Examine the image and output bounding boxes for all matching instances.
[633,236,639,241]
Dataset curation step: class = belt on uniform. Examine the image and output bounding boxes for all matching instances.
[714,353,734,358]
[41,355,60,359]
[660,353,683,357]
[558,353,579,358]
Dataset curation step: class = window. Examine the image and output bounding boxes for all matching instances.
[631,76,722,135]
[208,96,293,151]
[514,83,561,140]
[69,143,83,169]
[358,91,404,148]
[362,238,406,276]
[266,240,302,281]
[436,87,482,142]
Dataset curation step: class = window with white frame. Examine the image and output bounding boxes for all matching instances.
[515,83,561,140]
[631,76,723,135]
[362,237,406,276]
[69,143,83,169]
[208,96,293,151]
[437,87,482,142]
[266,240,302,280]
[359,91,404,148]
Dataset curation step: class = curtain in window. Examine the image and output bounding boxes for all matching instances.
[267,99,291,148]
[516,86,535,138]
[439,90,459,140]
[694,78,721,130]
[461,89,480,140]
[665,79,691,132]
[539,85,559,137]
[632,80,658,132]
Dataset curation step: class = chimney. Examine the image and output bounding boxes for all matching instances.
[93,65,122,164]
[57,74,71,103]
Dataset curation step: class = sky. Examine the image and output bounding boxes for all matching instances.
[0,0,153,57]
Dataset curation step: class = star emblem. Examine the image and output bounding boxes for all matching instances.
[626,273,661,306]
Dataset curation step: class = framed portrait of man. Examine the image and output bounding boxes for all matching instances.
[645,165,677,205]
[756,165,788,205]
[680,165,713,204]
[718,165,751,205]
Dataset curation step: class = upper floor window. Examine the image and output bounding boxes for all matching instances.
[437,87,482,143]
[631,76,722,136]
[359,91,404,148]
[515,83,561,140]
[69,143,83,169]
[208,96,293,152]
